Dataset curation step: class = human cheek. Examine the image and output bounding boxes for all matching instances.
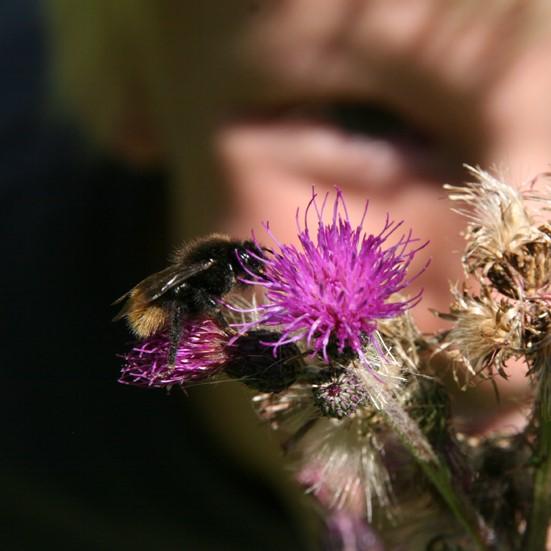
[483,40,551,182]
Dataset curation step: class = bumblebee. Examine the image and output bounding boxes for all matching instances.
[114,234,265,355]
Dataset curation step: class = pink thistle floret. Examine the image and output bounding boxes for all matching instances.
[119,318,229,388]
[240,189,428,362]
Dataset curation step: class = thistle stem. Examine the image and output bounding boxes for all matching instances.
[523,366,551,550]
[416,458,490,551]
[382,399,491,551]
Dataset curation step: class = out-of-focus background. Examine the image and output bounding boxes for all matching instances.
[1,2,310,550]
[5,1,551,549]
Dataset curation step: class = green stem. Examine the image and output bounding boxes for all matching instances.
[382,400,490,551]
[417,458,490,551]
[523,412,551,549]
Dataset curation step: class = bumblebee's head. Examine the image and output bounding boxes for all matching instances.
[233,240,267,277]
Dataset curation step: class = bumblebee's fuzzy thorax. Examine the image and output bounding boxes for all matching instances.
[171,233,231,264]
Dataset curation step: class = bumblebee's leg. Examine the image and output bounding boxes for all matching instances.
[194,289,229,328]
[167,303,184,369]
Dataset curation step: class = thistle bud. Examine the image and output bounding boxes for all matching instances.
[312,369,369,419]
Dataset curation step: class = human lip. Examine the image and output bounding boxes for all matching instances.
[220,101,465,191]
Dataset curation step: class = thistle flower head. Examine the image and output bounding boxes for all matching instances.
[240,189,427,364]
[254,380,392,521]
[439,285,522,381]
[296,415,392,521]
[119,318,228,388]
[446,165,551,297]
[446,166,533,271]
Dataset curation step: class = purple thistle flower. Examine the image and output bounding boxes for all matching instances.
[239,188,428,363]
[119,318,229,388]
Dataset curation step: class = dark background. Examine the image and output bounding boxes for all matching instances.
[0,2,307,549]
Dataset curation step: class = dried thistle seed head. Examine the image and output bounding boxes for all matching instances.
[445,166,551,293]
[312,368,369,419]
[225,330,301,392]
[485,259,522,299]
[253,378,390,521]
[446,166,533,273]
[485,225,551,298]
[295,415,391,521]
[504,224,551,294]
[443,286,522,379]
[446,166,551,298]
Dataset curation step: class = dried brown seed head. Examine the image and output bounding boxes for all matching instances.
[442,286,522,381]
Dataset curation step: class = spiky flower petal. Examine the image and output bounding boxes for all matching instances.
[240,189,427,367]
[119,319,228,388]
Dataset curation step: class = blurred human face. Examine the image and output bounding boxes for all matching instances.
[216,0,551,336]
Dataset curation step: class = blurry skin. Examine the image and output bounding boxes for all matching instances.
[213,0,551,428]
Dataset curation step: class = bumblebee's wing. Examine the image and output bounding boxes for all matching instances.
[112,259,215,320]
